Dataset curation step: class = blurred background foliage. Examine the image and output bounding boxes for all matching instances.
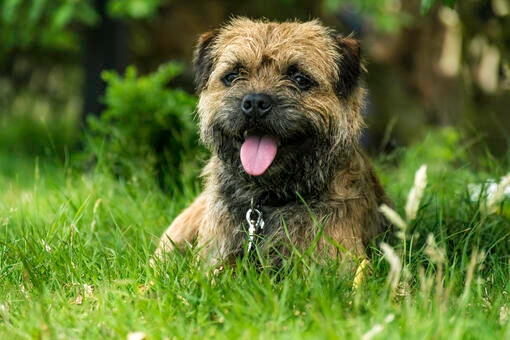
[0,0,509,190]
[87,62,202,192]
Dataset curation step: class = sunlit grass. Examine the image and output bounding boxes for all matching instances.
[0,128,509,339]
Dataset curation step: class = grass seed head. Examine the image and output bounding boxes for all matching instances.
[379,204,407,239]
[380,242,402,290]
[424,233,445,264]
[405,165,427,221]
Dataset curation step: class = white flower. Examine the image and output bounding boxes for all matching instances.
[485,173,510,214]
[127,332,147,340]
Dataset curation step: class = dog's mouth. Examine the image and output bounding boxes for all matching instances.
[237,128,315,177]
[240,131,279,176]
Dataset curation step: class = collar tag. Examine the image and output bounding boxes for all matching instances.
[246,208,264,252]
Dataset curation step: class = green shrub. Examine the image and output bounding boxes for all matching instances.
[87,62,204,193]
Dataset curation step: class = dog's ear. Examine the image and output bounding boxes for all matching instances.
[193,31,217,92]
[334,35,362,98]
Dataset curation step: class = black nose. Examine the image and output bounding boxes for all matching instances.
[241,93,272,118]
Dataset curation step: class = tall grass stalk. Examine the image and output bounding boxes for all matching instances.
[1,128,509,338]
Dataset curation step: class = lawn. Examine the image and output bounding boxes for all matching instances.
[0,129,509,339]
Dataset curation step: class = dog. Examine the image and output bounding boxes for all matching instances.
[154,17,391,266]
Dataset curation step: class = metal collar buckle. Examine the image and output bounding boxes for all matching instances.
[246,202,265,252]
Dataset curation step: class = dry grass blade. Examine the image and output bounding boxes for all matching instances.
[352,258,371,291]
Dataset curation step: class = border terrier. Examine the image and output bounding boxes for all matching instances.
[154,17,391,265]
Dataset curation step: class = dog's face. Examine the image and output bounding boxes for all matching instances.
[193,18,364,188]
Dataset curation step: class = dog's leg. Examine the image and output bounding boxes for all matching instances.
[153,193,207,261]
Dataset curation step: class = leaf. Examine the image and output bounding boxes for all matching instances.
[2,0,23,23]
[420,0,435,15]
[443,0,456,8]
[28,0,47,24]
[421,0,456,14]
[52,3,74,30]
[75,1,100,26]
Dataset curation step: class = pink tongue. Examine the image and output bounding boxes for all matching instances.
[240,135,278,176]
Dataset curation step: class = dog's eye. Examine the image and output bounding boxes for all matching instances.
[291,73,313,90]
[222,72,239,86]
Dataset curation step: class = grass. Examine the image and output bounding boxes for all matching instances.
[0,128,509,339]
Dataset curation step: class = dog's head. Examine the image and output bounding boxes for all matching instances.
[193,18,364,186]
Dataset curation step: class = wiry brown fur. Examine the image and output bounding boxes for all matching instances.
[154,18,391,265]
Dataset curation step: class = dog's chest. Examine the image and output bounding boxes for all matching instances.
[226,198,328,242]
